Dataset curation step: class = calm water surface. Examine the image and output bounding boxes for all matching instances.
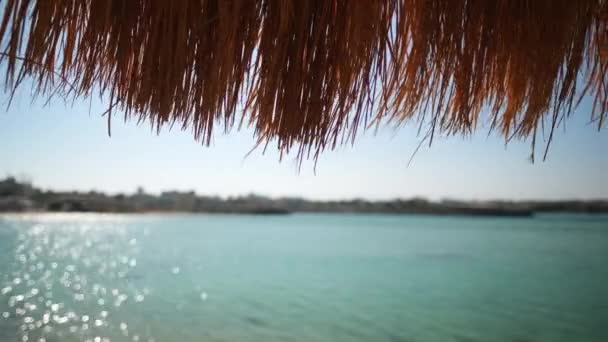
[0,213,607,341]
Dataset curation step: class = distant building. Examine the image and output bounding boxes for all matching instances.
[0,197,34,212]
[0,177,36,212]
[159,191,197,211]
[0,177,33,197]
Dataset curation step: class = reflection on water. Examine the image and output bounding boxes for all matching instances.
[0,215,156,342]
[1,213,608,342]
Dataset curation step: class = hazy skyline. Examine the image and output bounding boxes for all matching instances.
[1,82,607,201]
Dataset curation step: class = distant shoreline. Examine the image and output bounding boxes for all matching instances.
[2,210,608,219]
[2,177,607,217]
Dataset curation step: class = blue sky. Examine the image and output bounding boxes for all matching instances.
[0,82,607,201]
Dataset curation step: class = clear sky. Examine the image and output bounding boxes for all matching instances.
[1,81,607,201]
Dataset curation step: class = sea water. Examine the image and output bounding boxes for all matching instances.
[0,213,607,341]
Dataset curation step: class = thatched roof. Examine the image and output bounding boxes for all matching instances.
[1,0,606,161]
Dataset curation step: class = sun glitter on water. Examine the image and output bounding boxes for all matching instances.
[0,214,158,342]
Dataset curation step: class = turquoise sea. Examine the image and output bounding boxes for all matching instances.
[0,213,607,342]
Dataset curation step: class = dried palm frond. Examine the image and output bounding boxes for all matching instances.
[1,0,606,161]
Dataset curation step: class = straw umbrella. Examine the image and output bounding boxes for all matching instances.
[1,0,606,161]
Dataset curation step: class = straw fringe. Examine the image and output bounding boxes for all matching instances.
[1,0,606,160]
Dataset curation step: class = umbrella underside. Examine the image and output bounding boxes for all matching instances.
[1,0,606,161]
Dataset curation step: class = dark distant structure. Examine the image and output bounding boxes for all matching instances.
[0,177,34,211]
